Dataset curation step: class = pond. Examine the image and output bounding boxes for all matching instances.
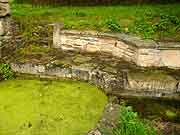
[0,79,107,135]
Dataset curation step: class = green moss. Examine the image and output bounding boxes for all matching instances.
[31,44,50,54]
[73,54,92,64]
[0,79,107,135]
[165,110,177,120]
[13,44,51,61]
[129,70,176,82]
[53,59,73,68]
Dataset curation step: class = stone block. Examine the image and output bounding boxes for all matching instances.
[177,82,180,93]
[0,20,4,35]
[0,0,9,3]
[0,3,10,17]
[127,72,177,93]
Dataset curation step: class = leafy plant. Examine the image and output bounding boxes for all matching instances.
[0,64,14,80]
[113,105,157,135]
[131,13,180,40]
[105,18,121,32]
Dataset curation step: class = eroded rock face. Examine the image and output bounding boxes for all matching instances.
[0,0,9,2]
[10,61,180,99]
[54,31,138,63]
[87,129,102,135]
[88,103,120,135]
[0,0,10,17]
[127,72,178,94]
[53,28,180,69]
[177,82,180,93]
[0,20,4,36]
[137,48,180,68]
[0,0,10,58]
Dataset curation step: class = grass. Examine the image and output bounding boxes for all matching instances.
[11,3,180,41]
[0,79,107,135]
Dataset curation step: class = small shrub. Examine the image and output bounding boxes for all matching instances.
[131,13,180,40]
[0,64,14,80]
[113,105,157,135]
[131,18,156,39]
[105,18,121,32]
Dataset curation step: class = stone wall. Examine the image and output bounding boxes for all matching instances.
[10,62,180,99]
[137,46,180,68]
[54,29,138,63]
[0,0,10,58]
[53,26,180,69]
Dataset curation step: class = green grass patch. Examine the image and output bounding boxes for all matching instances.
[11,3,180,41]
[0,79,107,135]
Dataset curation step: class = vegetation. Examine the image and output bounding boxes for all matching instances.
[11,3,180,41]
[113,105,157,135]
[0,79,107,135]
[13,0,180,6]
[0,63,14,80]
[122,98,180,122]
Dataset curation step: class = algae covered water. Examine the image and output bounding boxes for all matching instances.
[0,79,107,135]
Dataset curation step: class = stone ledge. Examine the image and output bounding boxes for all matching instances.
[10,62,180,99]
[59,30,180,49]
[53,28,180,69]
[0,2,10,17]
[0,0,9,3]
[0,0,9,18]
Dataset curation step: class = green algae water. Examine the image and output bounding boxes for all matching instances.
[0,79,107,135]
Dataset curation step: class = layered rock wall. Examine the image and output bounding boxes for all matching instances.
[137,46,180,68]
[10,62,180,99]
[53,27,180,69]
[54,30,138,63]
[0,0,10,58]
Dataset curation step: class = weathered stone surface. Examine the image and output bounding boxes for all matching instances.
[0,0,9,3]
[88,103,120,135]
[0,0,10,58]
[0,3,10,17]
[177,82,180,93]
[87,129,102,135]
[54,30,138,62]
[53,28,180,69]
[11,63,46,74]
[0,17,12,37]
[127,72,178,93]
[10,62,180,99]
[0,20,4,35]
[137,48,180,68]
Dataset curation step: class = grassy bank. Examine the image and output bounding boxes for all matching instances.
[0,79,107,135]
[11,3,180,41]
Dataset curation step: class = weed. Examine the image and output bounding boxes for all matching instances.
[105,18,121,32]
[113,105,157,135]
[131,13,180,40]
[0,64,14,80]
